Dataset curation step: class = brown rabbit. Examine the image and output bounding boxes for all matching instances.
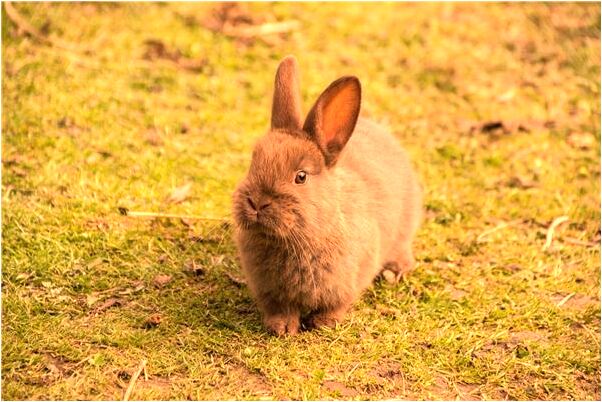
[232,56,422,336]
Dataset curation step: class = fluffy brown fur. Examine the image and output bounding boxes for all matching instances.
[232,56,422,336]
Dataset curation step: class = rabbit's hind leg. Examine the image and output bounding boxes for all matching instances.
[380,242,415,284]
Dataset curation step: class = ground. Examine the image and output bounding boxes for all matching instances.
[2,2,600,400]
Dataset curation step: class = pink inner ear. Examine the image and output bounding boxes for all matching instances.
[321,83,360,146]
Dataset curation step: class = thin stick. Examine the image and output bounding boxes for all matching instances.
[477,219,523,242]
[224,271,246,287]
[4,2,82,52]
[542,216,569,251]
[556,292,576,307]
[118,207,229,222]
[345,362,361,381]
[562,236,600,247]
[4,2,47,42]
[223,20,300,38]
[123,359,147,401]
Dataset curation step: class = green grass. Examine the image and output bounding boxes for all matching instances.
[2,2,600,400]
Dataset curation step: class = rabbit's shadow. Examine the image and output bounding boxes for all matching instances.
[172,258,265,336]
[144,221,266,335]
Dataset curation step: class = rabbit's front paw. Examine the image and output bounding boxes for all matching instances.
[304,307,347,330]
[264,313,300,336]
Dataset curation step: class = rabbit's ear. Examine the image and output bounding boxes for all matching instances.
[271,56,303,130]
[303,76,361,167]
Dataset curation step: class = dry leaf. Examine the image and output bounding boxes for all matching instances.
[92,298,121,313]
[87,258,104,269]
[211,255,225,266]
[143,39,208,73]
[145,128,164,146]
[184,260,205,276]
[153,274,173,288]
[86,294,101,307]
[15,272,33,282]
[144,313,163,328]
[201,3,295,47]
[166,183,192,204]
[202,3,256,32]
[506,175,537,189]
[567,132,596,149]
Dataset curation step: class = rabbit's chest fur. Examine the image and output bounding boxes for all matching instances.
[238,228,360,311]
[277,240,350,309]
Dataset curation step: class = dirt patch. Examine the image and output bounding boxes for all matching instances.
[574,371,602,401]
[375,361,403,379]
[7,352,86,387]
[551,293,599,309]
[428,376,480,400]
[508,330,548,343]
[372,361,403,381]
[445,284,468,301]
[473,330,549,363]
[134,376,173,393]
[223,364,272,397]
[369,360,410,397]
[323,380,359,398]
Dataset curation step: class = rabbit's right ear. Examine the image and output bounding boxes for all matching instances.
[303,76,361,167]
[271,56,303,131]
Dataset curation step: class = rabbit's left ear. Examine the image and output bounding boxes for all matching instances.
[271,56,303,130]
[303,76,361,167]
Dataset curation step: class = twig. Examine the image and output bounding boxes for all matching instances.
[477,219,523,242]
[224,271,246,287]
[222,20,299,38]
[4,2,47,42]
[561,236,600,247]
[542,216,569,251]
[118,207,229,222]
[43,42,198,72]
[123,359,147,401]
[345,362,361,381]
[556,292,576,307]
[4,2,83,52]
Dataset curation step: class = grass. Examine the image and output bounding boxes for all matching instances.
[2,2,600,400]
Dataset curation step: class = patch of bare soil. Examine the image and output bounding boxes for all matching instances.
[323,380,359,398]
[368,360,416,398]
[551,293,599,309]
[445,284,468,301]
[223,363,273,397]
[428,376,480,400]
[134,376,173,393]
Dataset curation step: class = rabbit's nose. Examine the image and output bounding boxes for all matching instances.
[258,200,272,210]
[247,197,271,212]
[247,197,257,211]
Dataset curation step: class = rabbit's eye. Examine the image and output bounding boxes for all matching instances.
[294,170,307,185]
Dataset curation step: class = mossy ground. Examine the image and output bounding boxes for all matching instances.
[2,2,600,400]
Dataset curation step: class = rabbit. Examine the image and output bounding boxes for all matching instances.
[232,56,422,336]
